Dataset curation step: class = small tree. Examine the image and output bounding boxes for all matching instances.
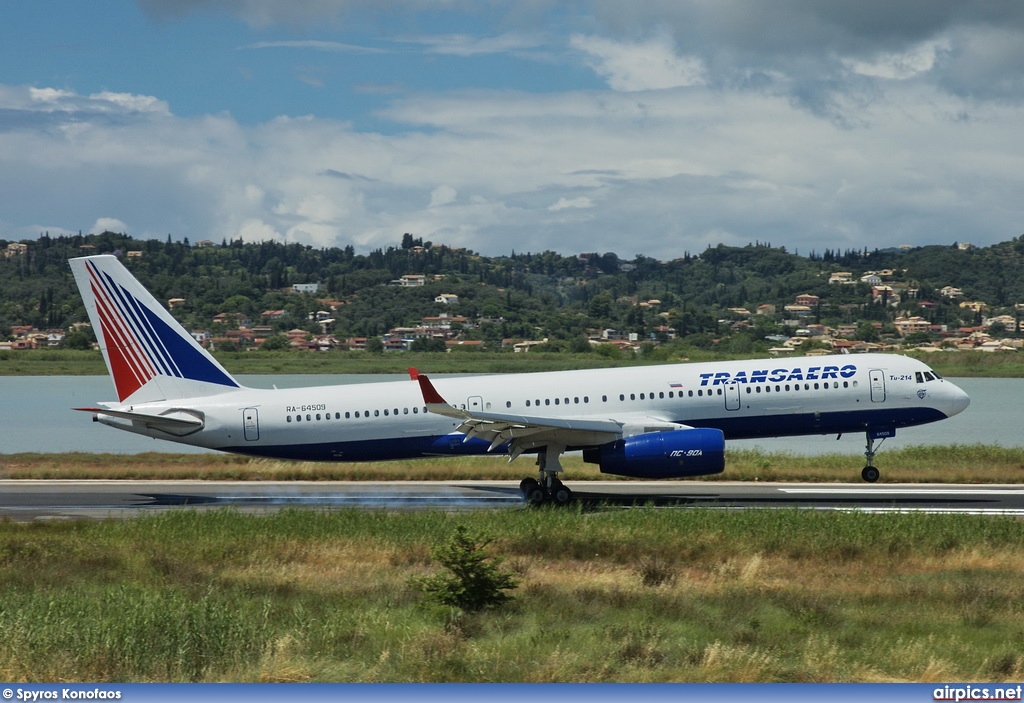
[412,526,518,612]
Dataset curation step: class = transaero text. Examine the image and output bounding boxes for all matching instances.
[697,364,858,386]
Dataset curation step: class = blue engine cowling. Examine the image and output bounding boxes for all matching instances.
[582,428,726,479]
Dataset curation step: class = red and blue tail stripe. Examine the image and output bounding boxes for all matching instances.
[83,259,239,401]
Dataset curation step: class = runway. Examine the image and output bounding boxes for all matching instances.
[1,480,1023,520]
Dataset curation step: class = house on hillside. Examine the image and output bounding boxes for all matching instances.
[391,274,426,287]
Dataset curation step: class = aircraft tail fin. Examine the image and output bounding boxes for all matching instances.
[69,254,243,403]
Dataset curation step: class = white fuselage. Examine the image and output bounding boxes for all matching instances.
[92,353,969,463]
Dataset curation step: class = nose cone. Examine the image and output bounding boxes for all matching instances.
[946,381,971,417]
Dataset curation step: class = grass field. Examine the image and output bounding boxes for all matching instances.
[1,450,1022,682]
[0,507,1021,682]
[3,444,1024,483]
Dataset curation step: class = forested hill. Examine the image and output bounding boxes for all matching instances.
[3,230,1024,349]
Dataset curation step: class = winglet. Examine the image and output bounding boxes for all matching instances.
[413,371,449,405]
[408,367,419,380]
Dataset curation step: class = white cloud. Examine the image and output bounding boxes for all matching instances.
[21,87,170,115]
[570,33,707,91]
[3,75,1024,260]
[844,38,951,80]
[92,217,129,233]
[548,196,593,211]
[409,33,542,57]
[240,39,386,54]
[236,218,279,241]
[429,185,458,207]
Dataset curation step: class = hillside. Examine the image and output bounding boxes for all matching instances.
[3,231,1024,357]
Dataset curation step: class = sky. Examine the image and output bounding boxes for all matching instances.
[3,1,1024,260]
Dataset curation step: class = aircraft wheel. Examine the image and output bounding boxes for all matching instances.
[552,483,573,505]
[520,478,547,505]
[861,466,880,483]
[520,477,538,496]
[526,486,547,505]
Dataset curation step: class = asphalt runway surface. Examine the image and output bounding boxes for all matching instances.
[1,480,1024,520]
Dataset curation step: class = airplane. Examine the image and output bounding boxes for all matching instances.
[69,254,970,504]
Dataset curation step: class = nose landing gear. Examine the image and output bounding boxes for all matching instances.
[861,432,888,483]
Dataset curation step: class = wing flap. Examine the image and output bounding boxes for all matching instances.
[409,369,623,455]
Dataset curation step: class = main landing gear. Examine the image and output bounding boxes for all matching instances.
[520,476,573,506]
[519,444,574,506]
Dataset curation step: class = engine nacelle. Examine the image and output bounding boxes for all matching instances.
[582,428,725,479]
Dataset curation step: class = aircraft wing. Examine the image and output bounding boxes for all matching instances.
[409,368,623,459]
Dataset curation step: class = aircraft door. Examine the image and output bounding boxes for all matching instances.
[467,396,484,412]
[724,383,741,411]
[869,369,886,403]
[243,408,260,441]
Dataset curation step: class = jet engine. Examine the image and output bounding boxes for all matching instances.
[582,428,725,479]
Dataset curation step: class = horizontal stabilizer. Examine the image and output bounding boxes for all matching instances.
[74,406,204,431]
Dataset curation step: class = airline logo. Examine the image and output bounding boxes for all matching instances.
[84,260,239,401]
[697,364,858,386]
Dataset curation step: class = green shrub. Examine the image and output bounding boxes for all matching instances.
[412,525,518,612]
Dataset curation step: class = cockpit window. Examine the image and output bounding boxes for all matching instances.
[917,370,940,382]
